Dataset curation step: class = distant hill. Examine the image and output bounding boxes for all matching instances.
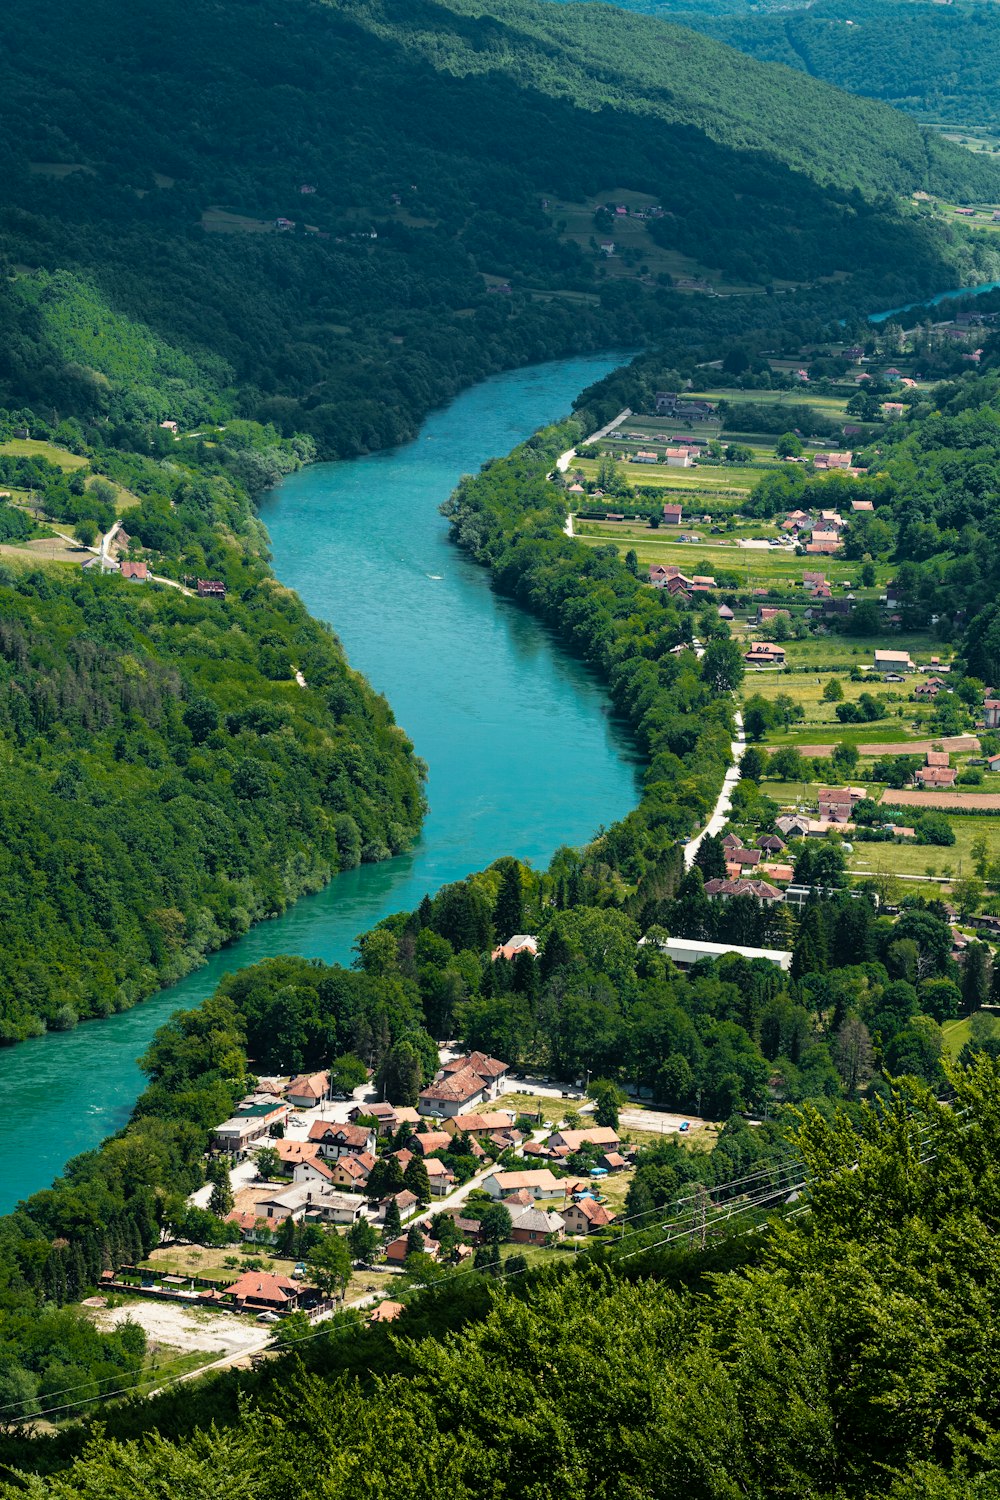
[553,0,1000,130]
[0,0,998,457]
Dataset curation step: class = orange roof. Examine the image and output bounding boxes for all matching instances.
[224,1270,299,1302]
[370,1300,405,1324]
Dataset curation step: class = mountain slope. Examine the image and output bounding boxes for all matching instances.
[0,0,996,462]
[553,0,1000,131]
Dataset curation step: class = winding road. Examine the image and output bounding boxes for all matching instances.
[684,710,746,869]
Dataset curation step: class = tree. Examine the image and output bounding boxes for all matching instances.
[702,638,745,694]
[776,432,803,458]
[379,1039,423,1106]
[823,678,844,702]
[206,1158,234,1219]
[831,1015,873,1092]
[591,1081,624,1129]
[348,1217,378,1264]
[253,1146,282,1182]
[740,745,766,782]
[478,1203,512,1245]
[74,518,98,547]
[625,549,638,576]
[493,858,524,940]
[694,832,727,881]
[269,1309,312,1351]
[770,745,806,781]
[403,1155,431,1205]
[952,877,984,921]
[307,1232,352,1299]
[328,1052,368,1097]
[381,1196,403,1243]
[962,942,991,1015]
[367,1157,405,1202]
[405,1224,425,1257]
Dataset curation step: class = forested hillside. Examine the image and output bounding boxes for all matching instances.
[0,0,997,460]
[560,0,1000,129]
[0,396,424,1043]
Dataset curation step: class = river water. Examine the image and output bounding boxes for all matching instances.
[0,352,642,1213]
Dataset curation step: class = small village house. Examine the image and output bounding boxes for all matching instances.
[744,643,786,667]
[562,1199,616,1235]
[223,1271,303,1313]
[491,934,538,961]
[482,1169,564,1201]
[509,1208,565,1245]
[874,649,915,674]
[308,1121,377,1159]
[661,502,683,525]
[286,1071,330,1109]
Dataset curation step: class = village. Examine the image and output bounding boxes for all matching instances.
[89,1036,700,1362]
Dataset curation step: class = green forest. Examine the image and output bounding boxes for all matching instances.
[0,398,424,1042]
[557,0,1000,129]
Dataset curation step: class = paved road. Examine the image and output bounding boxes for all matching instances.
[684,709,746,869]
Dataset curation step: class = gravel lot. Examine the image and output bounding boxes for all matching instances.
[93,1300,267,1357]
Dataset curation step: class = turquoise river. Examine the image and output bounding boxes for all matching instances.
[0,352,642,1213]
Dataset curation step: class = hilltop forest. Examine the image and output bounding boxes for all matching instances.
[558,0,1000,130]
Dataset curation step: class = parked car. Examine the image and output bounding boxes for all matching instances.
[679,1121,690,1133]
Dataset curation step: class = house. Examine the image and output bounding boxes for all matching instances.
[385,1234,441,1265]
[803,571,827,592]
[502,1187,537,1210]
[756,834,786,853]
[819,510,846,530]
[286,1071,330,1109]
[776,814,811,838]
[722,832,743,851]
[807,531,843,554]
[212,1114,272,1157]
[915,678,944,698]
[443,1109,517,1139]
[418,1067,490,1118]
[424,1158,457,1196]
[987,753,1000,773]
[755,605,789,626]
[882,403,906,419]
[275,1140,321,1171]
[703,878,785,906]
[728,847,762,868]
[818,788,856,823]
[440,1052,509,1094]
[661,502,683,525]
[308,1121,377,1159]
[369,1301,404,1324]
[544,1127,620,1153]
[223,1271,302,1311]
[758,863,794,884]
[654,394,715,422]
[257,1183,365,1225]
[925,750,950,768]
[690,574,716,591]
[599,1152,628,1172]
[509,1208,565,1245]
[815,451,853,470]
[196,579,226,599]
[664,448,692,468]
[744,643,786,666]
[491,934,538,961]
[634,450,659,464]
[224,1210,277,1245]
[983,699,1000,729]
[292,1157,336,1187]
[482,1169,564,1201]
[718,604,734,621]
[412,1131,452,1157]
[374,1190,419,1221]
[562,1199,616,1235]
[874,649,914,673]
[326,1153,374,1191]
[120,560,148,582]
[851,500,874,512]
[347,1101,398,1134]
[915,764,958,787]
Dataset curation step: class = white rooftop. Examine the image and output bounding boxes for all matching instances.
[643,936,792,971]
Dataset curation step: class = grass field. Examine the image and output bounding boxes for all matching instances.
[142,1246,299,1281]
[574,528,874,588]
[942,1018,973,1060]
[848,815,996,877]
[0,438,88,470]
